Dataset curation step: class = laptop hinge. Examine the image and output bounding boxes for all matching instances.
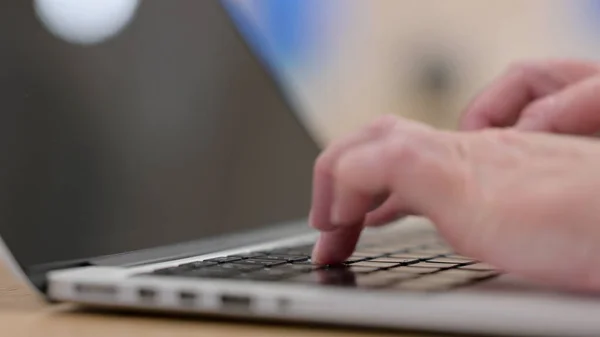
[25,259,94,295]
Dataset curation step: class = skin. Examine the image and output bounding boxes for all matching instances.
[309,59,600,293]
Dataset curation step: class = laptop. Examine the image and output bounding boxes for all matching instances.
[1,1,600,336]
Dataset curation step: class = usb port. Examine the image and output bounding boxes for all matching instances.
[220,294,252,310]
[138,288,157,301]
[74,283,117,296]
[179,291,198,304]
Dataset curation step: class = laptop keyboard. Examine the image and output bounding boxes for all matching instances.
[138,233,501,292]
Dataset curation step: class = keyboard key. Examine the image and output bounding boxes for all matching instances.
[387,253,436,260]
[178,261,219,269]
[348,251,379,257]
[232,259,287,268]
[258,255,309,262]
[354,247,397,254]
[290,259,316,266]
[325,264,378,274]
[264,268,302,276]
[435,269,499,281]
[408,249,449,256]
[383,258,422,265]
[427,257,475,264]
[367,257,418,263]
[321,263,349,269]
[350,254,387,261]
[240,268,302,281]
[345,256,370,263]
[459,263,499,271]
[347,266,379,273]
[387,266,439,274]
[445,254,474,260]
[228,253,267,259]
[205,256,244,263]
[216,264,264,272]
[407,262,457,269]
[350,261,400,269]
[273,264,316,273]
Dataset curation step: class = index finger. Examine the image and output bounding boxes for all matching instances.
[459,60,600,131]
[310,115,398,231]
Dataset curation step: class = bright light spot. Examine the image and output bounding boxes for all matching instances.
[33,0,140,45]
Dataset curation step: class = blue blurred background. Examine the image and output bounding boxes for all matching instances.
[222,0,330,72]
[27,0,600,144]
[221,0,600,143]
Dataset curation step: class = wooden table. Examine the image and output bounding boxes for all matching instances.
[0,263,462,337]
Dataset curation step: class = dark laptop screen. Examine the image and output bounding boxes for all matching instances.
[0,1,321,269]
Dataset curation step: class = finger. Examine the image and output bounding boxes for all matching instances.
[329,141,390,227]
[312,140,395,265]
[516,75,600,135]
[327,121,437,228]
[330,185,372,226]
[364,196,408,227]
[313,129,464,264]
[312,224,363,265]
[330,185,390,227]
[310,115,398,232]
[460,60,600,131]
[460,68,537,130]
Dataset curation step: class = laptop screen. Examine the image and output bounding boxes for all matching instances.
[0,1,321,270]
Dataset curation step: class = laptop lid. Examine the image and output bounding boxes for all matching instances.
[0,1,321,291]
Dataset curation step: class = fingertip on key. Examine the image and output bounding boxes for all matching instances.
[311,237,340,265]
[311,229,360,265]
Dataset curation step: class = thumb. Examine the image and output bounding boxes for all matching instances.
[516,75,600,134]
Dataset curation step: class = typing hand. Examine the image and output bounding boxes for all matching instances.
[309,114,600,292]
[460,59,600,134]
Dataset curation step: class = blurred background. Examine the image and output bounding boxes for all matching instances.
[224,0,600,144]
[5,0,600,266]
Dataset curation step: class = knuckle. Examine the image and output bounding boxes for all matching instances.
[383,133,425,166]
[479,127,524,147]
[507,60,539,78]
[334,153,359,186]
[367,114,399,135]
[522,98,552,120]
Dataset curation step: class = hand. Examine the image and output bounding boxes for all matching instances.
[309,115,600,292]
[460,59,600,134]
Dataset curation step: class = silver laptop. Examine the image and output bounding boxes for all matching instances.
[1,1,600,336]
